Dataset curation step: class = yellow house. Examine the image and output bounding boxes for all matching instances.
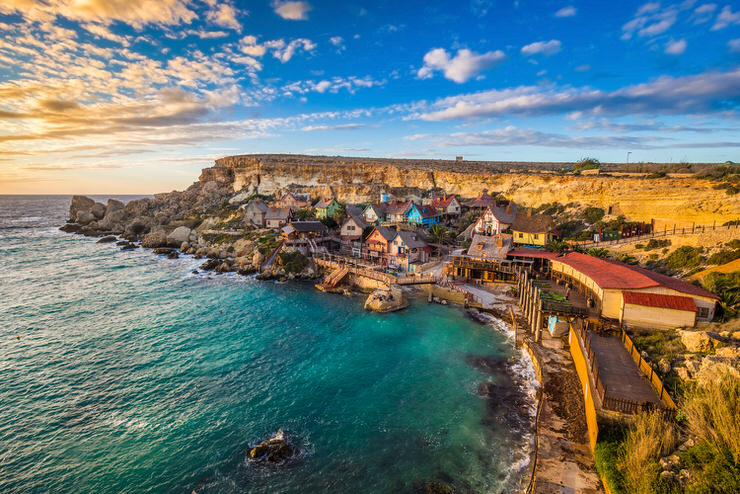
[511,210,557,246]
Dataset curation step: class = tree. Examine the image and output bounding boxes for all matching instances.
[428,225,452,245]
[584,207,605,224]
[294,208,314,220]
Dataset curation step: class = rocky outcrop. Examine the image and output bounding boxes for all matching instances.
[141,230,168,248]
[678,330,721,353]
[364,286,408,313]
[203,154,740,225]
[166,226,192,247]
[247,430,296,465]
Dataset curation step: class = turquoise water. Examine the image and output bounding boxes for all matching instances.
[0,196,535,493]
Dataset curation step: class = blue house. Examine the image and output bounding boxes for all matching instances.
[407,204,441,227]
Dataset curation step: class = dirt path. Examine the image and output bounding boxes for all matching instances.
[530,334,603,494]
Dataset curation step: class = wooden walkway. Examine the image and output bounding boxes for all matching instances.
[314,256,436,286]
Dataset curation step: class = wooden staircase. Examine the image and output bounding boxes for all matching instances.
[316,266,349,291]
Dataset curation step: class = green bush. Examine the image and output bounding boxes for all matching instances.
[726,239,740,250]
[584,207,606,224]
[278,250,309,273]
[707,250,740,265]
[646,238,671,250]
[666,246,704,270]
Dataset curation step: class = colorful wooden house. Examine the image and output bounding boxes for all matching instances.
[242,199,269,227]
[472,204,517,237]
[275,192,312,210]
[386,201,412,223]
[314,198,342,219]
[388,230,431,269]
[364,226,396,259]
[363,202,388,224]
[265,207,293,229]
[407,204,442,227]
[430,194,462,217]
[340,211,369,241]
[510,210,557,246]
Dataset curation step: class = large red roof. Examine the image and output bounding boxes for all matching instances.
[508,250,719,300]
[622,292,698,312]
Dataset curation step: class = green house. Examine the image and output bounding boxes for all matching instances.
[314,198,342,219]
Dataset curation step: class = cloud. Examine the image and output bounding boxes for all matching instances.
[272,1,312,20]
[0,0,198,29]
[281,76,385,96]
[301,123,366,132]
[409,68,740,121]
[622,3,679,39]
[521,39,562,56]
[692,3,717,24]
[417,48,505,83]
[575,64,591,72]
[206,3,241,31]
[555,6,577,17]
[329,36,345,52]
[238,36,315,63]
[729,39,740,52]
[712,6,740,30]
[665,38,687,55]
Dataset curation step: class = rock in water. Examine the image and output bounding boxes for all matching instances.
[248,430,296,465]
[425,481,455,494]
[97,235,118,243]
[364,286,408,313]
[141,231,168,248]
[69,195,95,222]
[167,226,191,247]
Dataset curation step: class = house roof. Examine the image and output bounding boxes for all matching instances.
[344,211,369,230]
[416,204,441,219]
[364,202,388,217]
[489,204,517,224]
[508,249,719,300]
[431,194,457,208]
[511,211,554,233]
[265,207,292,220]
[314,197,336,208]
[622,292,698,312]
[346,205,364,218]
[386,200,412,215]
[466,234,513,260]
[285,220,329,233]
[466,191,496,208]
[368,225,396,243]
[245,199,269,213]
[394,230,428,249]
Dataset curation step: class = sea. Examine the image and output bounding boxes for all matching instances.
[0,195,537,494]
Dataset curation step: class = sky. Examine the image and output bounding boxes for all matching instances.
[1,1,740,193]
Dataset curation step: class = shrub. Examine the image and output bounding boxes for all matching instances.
[708,250,740,265]
[557,220,585,238]
[726,239,740,250]
[636,244,645,250]
[584,207,606,224]
[574,157,600,173]
[646,238,671,250]
[666,246,704,270]
[586,247,610,258]
[620,411,679,494]
[278,250,309,273]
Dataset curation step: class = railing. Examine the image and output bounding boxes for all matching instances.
[575,221,739,249]
[618,329,678,410]
[541,300,590,317]
[571,321,673,415]
[314,255,436,286]
[451,256,518,273]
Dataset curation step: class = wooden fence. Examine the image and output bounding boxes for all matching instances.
[618,329,678,410]
[575,221,740,249]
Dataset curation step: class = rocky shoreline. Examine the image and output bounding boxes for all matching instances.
[60,188,322,281]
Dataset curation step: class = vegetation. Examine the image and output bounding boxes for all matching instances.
[586,247,610,258]
[557,219,585,238]
[666,246,704,270]
[278,250,309,273]
[645,238,671,251]
[584,207,605,224]
[257,233,278,255]
[545,239,570,253]
[707,249,740,266]
[574,157,600,173]
[428,225,453,245]
[535,202,566,216]
[293,208,315,220]
[320,216,338,229]
[704,271,740,319]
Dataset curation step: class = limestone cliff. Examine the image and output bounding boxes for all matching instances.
[200,154,739,225]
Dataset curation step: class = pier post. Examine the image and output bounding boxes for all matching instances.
[535,298,543,342]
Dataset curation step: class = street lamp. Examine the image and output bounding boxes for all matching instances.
[627,152,632,163]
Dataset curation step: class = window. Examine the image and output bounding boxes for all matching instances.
[698,307,710,319]
[534,234,539,239]
[518,233,523,238]
[347,225,355,230]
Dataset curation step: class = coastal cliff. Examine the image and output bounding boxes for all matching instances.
[200,154,740,226]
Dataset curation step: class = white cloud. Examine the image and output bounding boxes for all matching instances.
[272,1,311,20]
[330,36,344,46]
[712,6,740,30]
[575,64,591,72]
[555,6,576,17]
[692,3,717,24]
[206,3,241,31]
[0,0,198,29]
[238,36,315,63]
[521,39,562,56]
[622,3,679,39]
[729,39,740,52]
[665,38,687,55]
[407,68,740,121]
[417,47,505,83]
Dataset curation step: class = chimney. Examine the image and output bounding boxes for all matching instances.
[527,208,532,217]
[506,203,511,215]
